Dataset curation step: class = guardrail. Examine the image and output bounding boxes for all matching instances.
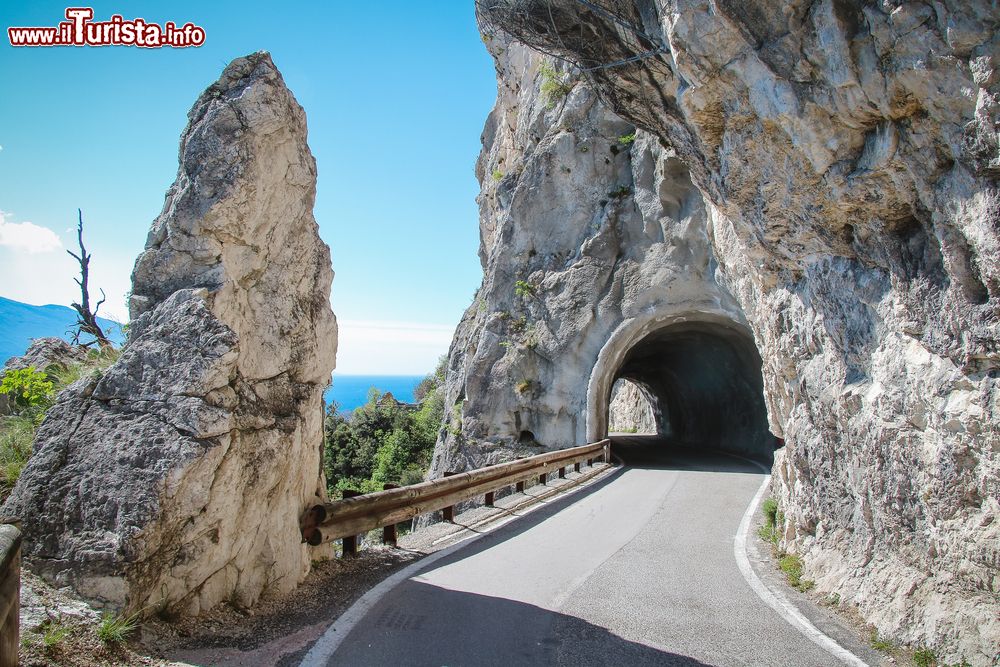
[301,439,612,552]
[0,523,21,666]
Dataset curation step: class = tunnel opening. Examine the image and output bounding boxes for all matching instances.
[591,317,773,463]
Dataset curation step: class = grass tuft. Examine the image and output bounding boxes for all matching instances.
[777,553,814,591]
[96,611,139,644]
[869,630,897,652]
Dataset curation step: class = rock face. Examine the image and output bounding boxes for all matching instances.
[440,3,999,663]
[2,338,86,374]
[607,379,657,434]
[2,52,337,616]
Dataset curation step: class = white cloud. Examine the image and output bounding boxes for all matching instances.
[0,244,133,322]
[335,320,454,375]
[0,210,62,254]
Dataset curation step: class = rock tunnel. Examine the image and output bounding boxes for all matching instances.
[588,314,774,462]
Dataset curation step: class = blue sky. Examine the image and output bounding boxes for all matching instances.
[0,1,496,374]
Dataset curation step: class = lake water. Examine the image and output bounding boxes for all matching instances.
[324,375,424,413]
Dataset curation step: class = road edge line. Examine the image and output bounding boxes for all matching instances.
[734,468,869,667]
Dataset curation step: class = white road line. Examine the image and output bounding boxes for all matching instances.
[733,466,870,667]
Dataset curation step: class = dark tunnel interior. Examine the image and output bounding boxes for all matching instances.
[611,322,774,462]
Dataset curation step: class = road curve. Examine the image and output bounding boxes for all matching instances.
[313,437,844,666]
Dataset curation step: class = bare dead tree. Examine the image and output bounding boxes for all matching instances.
[67,209,112,349]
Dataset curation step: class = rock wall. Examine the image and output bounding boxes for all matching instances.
[607,379,658,433]
[607,379,658,434]
[459,2,999,663]
[2,52,337,616]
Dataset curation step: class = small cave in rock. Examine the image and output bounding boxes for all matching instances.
[608,322,773,462]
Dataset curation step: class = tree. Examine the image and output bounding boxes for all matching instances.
[67,209,112,349]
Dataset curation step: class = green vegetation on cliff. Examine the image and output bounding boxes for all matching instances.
[323,357,446,496]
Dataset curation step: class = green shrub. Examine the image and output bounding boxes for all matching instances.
[761,498,779,528]
[492,169,504,182]
[618,132,636,145]
[515,379,534,394]
[539,62,572,108]
[96,611,139,644]
[514,280,535,298]
[778,553,813,591]
[912,648,936,667]
[0,367,54,411]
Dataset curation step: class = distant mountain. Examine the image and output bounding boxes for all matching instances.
[0,296,126,366]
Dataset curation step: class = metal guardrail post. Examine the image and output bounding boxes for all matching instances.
[516,480,525,493]
[0,523,22,667]
[442,472,457,522]
[484,491,495,506]
[574,462,581,473]
[538,472,547,485]
[382,484,399,546]
[341,489,361,556]
[558,467,566,479]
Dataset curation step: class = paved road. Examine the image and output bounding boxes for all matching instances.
[317,437,842,666]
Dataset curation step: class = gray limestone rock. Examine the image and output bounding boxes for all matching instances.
[448,4,999,663]
[2,52,337,617]
[3,338,87,373]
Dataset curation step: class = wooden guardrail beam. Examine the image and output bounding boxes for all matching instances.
[303,439,610,546]
[0,523,22,667]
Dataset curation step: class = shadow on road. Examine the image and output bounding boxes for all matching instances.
[331,581,716,667]
[610,434,773,472]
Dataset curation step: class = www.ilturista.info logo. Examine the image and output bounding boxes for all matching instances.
[8,7,205,48]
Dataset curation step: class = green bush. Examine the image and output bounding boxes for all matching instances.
[539,62,573,109]
[618,132,636,145]
[761,498,779,528]
[492,169,504,182]
[0,367,54,411]
[514,280,535,298]
[778,553,813,591]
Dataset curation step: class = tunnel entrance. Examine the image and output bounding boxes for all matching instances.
[590,315,773,462]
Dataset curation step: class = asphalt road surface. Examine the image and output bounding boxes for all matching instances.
[318,436,843,666]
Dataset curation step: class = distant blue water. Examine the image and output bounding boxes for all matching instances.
[325,375,424,413]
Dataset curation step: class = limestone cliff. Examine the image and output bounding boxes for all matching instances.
[436,2,999,663]
[2,52,337,616]
[608,379,658,434]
